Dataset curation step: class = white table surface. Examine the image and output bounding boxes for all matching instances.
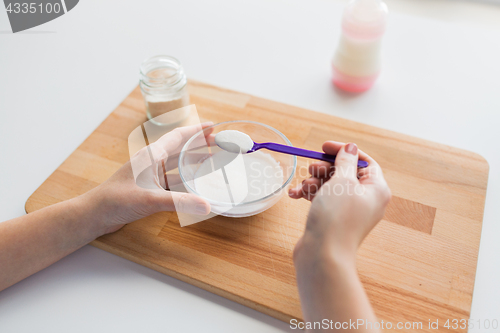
[1,0,499,332]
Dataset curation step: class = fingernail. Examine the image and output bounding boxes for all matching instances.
[345,143,358,155]
[302,179,306,184]
[195,204,208,215]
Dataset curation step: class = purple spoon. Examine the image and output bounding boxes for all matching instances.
[249,142,368,168]
[214,130,368,168]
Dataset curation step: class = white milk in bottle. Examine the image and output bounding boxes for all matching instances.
[332,0,388,92]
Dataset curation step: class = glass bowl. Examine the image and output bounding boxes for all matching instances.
[178,120,297,217]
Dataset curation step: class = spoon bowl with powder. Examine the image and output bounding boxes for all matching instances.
[214,130,368,168]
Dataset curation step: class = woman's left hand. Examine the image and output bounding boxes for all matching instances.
[83,122,213,236]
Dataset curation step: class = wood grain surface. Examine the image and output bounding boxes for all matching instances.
[25,81,489,331]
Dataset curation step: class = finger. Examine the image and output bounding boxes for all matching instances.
[309,161,334,178]
[300,141,344,178]
[163,152,210,172]
[358,148,379,169]
[204,126,214,138]
[357,164,380,179]
[334,143,360,180]
[322,140,345,156]
[302,177,323,201]
[150,189,211,215]
[306,141,343,179]
[288,178,322,201]
[288,184,304,199]
[130,145,157,182]
[154,122,214,157]
[206,133,217,147]
[148,122,213,175]
[131,123,213,178]
[356,149,385,186]
[356,149,391,202]
[303,177,323,195]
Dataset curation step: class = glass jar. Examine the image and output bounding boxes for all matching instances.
[139,55,190,126]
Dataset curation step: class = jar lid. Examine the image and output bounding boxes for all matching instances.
[140,55,185,88]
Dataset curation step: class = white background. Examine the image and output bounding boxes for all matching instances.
[1,0,499,332]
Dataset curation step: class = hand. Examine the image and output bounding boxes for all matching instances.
[290,142,390,331]
[0,122,215,292]
[290,141,391,264]
[82,122,214,236]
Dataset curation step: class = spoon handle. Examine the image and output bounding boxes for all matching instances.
[251,142,368,168]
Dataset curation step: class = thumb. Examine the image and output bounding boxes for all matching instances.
[149,189,211,215]
[334,143,359,180]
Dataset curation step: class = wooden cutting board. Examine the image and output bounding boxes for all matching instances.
[25,81,488,331]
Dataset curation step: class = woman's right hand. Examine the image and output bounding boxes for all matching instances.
[289,141,391,332]
[290,141,391,265]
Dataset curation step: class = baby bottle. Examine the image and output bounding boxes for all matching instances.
[332,0,388,92]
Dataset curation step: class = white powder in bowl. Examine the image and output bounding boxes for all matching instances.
[214,130,254,154]
[193,150,284,206]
